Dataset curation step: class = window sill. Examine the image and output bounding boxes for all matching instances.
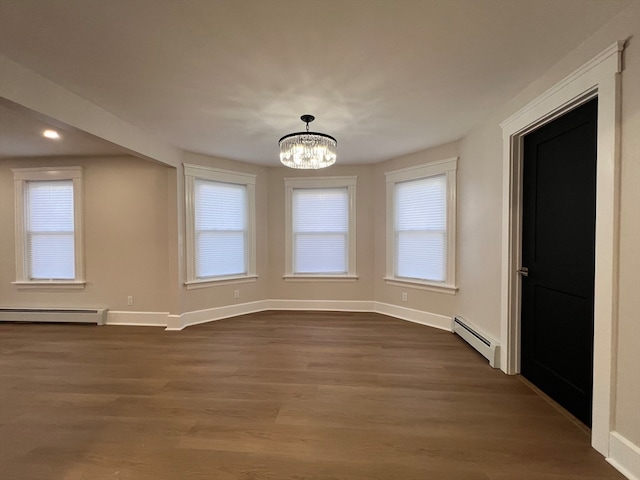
[383,277,458,295]
[185,275,258,290]
[283,274,359,282]
[12,280,86,291]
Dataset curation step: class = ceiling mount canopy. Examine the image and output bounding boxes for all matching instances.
[279,115,337,169]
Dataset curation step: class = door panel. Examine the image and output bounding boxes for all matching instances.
[521,98,597,426]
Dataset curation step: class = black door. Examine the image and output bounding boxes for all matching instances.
[521,98,597,426]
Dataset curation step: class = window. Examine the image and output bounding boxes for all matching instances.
[385,158,457,293]
[184,164,256,288]
[12,167,84,288]
[284,176,357,279]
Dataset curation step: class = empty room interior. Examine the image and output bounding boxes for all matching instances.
[0,1,638,479]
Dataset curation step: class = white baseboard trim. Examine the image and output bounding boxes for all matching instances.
[106,311,169,327]
[373,302,451,331]
[166,314,182,331]
[607,431,640,480]
[267,299,375,312]
[102,300,452,334]
[174,300,268,331]
[165,299,451,333]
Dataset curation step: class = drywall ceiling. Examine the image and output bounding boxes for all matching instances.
[0,0,631,165]
[0,102,125,158]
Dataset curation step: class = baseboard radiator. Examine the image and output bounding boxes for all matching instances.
[452,315,500,368]
[0,307,107,325]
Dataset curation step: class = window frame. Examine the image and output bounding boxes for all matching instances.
[12,166,85,289]
[184,164,257,289]
[385,158,458,294]
[284,176,357,281]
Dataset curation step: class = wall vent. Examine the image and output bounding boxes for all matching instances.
[0,308,106,325]
[452,315,500,368]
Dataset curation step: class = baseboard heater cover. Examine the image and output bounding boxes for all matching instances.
[452,315,500,368]
[0,308,107,325]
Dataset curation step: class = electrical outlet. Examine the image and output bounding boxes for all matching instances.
[127,296,134,306]
[402,292,408,302]
[233,290,240,299]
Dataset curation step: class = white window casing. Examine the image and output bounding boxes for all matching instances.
[12,166,85,289]
[184,164,257,288]
[284,176,357,280]
[385,158,457,294]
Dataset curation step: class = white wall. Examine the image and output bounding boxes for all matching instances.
[0,156,175,313]
[615,13,640,450]
[456,0,640,469]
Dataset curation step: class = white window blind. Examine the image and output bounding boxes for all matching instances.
[26,180,75,280]
[395,174,447,282]
[293,188,348,274]
[194,178,247,278]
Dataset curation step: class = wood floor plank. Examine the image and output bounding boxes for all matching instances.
[0,311,625,479]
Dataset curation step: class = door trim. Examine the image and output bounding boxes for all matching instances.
[500,41,624,456]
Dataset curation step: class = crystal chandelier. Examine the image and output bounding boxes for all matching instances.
[279,115,337,169]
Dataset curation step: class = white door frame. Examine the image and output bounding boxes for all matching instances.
[499,41,623,456]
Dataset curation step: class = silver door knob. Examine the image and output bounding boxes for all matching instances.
[517,267,529,277]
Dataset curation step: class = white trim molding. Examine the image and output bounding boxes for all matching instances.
[12,166,85,288]
[284,176,357,278]
[183,164,257,287]
[106,311,170,327]
[374,302,451,331]
[283,275,358,282]
[383,277,458,295]
[500,41,624,457]
[174,300,268,331]
[170,300,374,331]
[607,432,640,480]
[185,274,258,290]
[384,157,458,291]
[164,299,451,333]
[268,299,374,312]
[10,281,86,290]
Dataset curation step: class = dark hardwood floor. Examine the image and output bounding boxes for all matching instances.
[0,311,624,479]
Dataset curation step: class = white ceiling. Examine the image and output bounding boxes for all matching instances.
[0,102,125,158]
[0,0,631,165]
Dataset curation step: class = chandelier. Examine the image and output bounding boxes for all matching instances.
[279,115,337,169]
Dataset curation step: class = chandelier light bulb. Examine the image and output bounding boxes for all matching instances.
[279,115,337,169]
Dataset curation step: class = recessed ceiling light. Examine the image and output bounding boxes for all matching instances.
[43,129,60,139]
